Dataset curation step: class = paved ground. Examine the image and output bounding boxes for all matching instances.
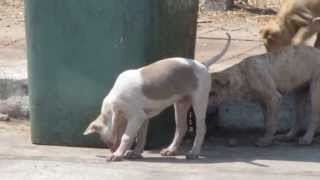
[1,121,320,180]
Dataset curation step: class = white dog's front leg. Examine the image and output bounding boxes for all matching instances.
[161,99,190,156]
[125,120,149,159]
[108,118,144,161]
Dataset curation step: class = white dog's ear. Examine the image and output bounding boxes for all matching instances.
[111,110,127,140]
[83,123,100,135]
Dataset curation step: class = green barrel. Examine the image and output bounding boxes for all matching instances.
[25,0,198,148]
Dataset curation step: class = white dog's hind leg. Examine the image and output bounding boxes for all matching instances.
[160,97,191,156]
[186,80,210,160]
[125,120,149,159]
[186,97,208,159]
[108,117,145,161]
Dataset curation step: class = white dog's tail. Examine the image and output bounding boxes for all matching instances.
[202,32,231,67]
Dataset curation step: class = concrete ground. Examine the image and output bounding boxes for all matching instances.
[1,120,320,180]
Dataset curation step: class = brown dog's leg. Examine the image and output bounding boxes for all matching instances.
[248,67,281,147]
[276,92,308,141]
[292,26,314,45]
[312,17,320,48]
[314,33,320,49]
[287,92,307,139]
[257,94,282,147]
[299,77,320,145]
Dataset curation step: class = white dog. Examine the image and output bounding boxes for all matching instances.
[83,33,231,161]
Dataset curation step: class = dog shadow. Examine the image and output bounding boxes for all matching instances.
[126,133,320,167]
[95,131,320,167]
[134,156,269,167]
[140,146,319,167]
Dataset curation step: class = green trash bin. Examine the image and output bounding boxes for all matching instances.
[25,0,199,148]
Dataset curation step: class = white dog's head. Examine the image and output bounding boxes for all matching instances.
[83,108,127,152]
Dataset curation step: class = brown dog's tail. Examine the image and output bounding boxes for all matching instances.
[202,32,231,67]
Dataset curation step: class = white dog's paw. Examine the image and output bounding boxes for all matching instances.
[107,154,123,162]
[255,137,273,147]
[274,134,295,142]
[125,150,143,159]
[160,148,178,156]
[185,153,199,160]
[298,137,313,145]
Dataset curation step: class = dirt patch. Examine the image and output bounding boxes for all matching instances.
[0,0,24,49]
[0,1,278,49]
[197,9,274,38]
[0,118,30,135]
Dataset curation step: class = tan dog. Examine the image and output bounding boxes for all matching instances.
[83,34,231,161]
[260,0,320,51]
[209,45,320,146]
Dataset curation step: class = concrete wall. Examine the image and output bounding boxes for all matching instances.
[217,96,310,131]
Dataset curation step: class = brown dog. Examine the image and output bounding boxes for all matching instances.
[209,45,320,146]
[260,0,320,51]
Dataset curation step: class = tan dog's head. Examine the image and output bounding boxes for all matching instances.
[209,73,232,105]
[260,20,292,51]
[83,109,127,152]
[261,17,320,51]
